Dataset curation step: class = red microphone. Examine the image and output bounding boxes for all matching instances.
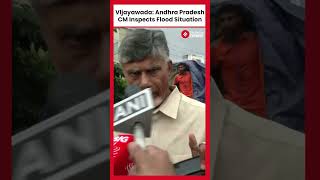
[113,134,135,175]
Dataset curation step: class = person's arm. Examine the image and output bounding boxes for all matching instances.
[189,134,206,170]
[188,72,194,98]
[174,75,180,90]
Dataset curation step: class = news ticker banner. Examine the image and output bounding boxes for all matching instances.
[114,5,206,27]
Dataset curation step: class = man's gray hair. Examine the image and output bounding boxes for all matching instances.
[118,29,170,64]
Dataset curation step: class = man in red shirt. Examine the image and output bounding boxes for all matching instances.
[174,63,193,98]
[212,4,267,118]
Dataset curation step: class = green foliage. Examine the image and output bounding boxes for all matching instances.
[13,2,56,134]
[114,63,127,103]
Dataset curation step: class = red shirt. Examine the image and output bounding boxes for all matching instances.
[212,32,267,118]
[174,71,193,98]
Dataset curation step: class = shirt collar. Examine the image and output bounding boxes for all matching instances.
[153,86,181,119]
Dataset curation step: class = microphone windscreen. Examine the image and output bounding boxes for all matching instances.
[113,134,135,175]
[125,85,141,97]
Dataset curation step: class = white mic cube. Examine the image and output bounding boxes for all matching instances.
[114,88,154,137]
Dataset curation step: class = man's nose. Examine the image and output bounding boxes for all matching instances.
[139,72,152,89]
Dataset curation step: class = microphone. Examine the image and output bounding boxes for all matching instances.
[113,85,155,175]
[114,85,154,140]
[113,134,135,175]
[124,85,140,97]
[125,86,148,148]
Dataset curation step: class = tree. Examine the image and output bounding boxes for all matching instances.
[114,63,127,103]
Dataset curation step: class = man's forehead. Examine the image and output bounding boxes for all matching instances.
[122,58,164,69]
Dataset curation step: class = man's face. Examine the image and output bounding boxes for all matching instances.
[39,1,109,89]
[122,58,172,107]
[217,11,243,36]
[178,64,186,74]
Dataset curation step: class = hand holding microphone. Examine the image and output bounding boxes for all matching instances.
[113,136,176,176]
[127,142,176,176]
[114,85,154,139]
[113,85,155,175]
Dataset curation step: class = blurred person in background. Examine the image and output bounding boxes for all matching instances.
[212,4,267,118]
[174,63,194,98]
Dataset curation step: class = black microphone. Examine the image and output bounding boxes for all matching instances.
[126,85,147,147]
[114,85,154,142]
[125,85,141,97]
